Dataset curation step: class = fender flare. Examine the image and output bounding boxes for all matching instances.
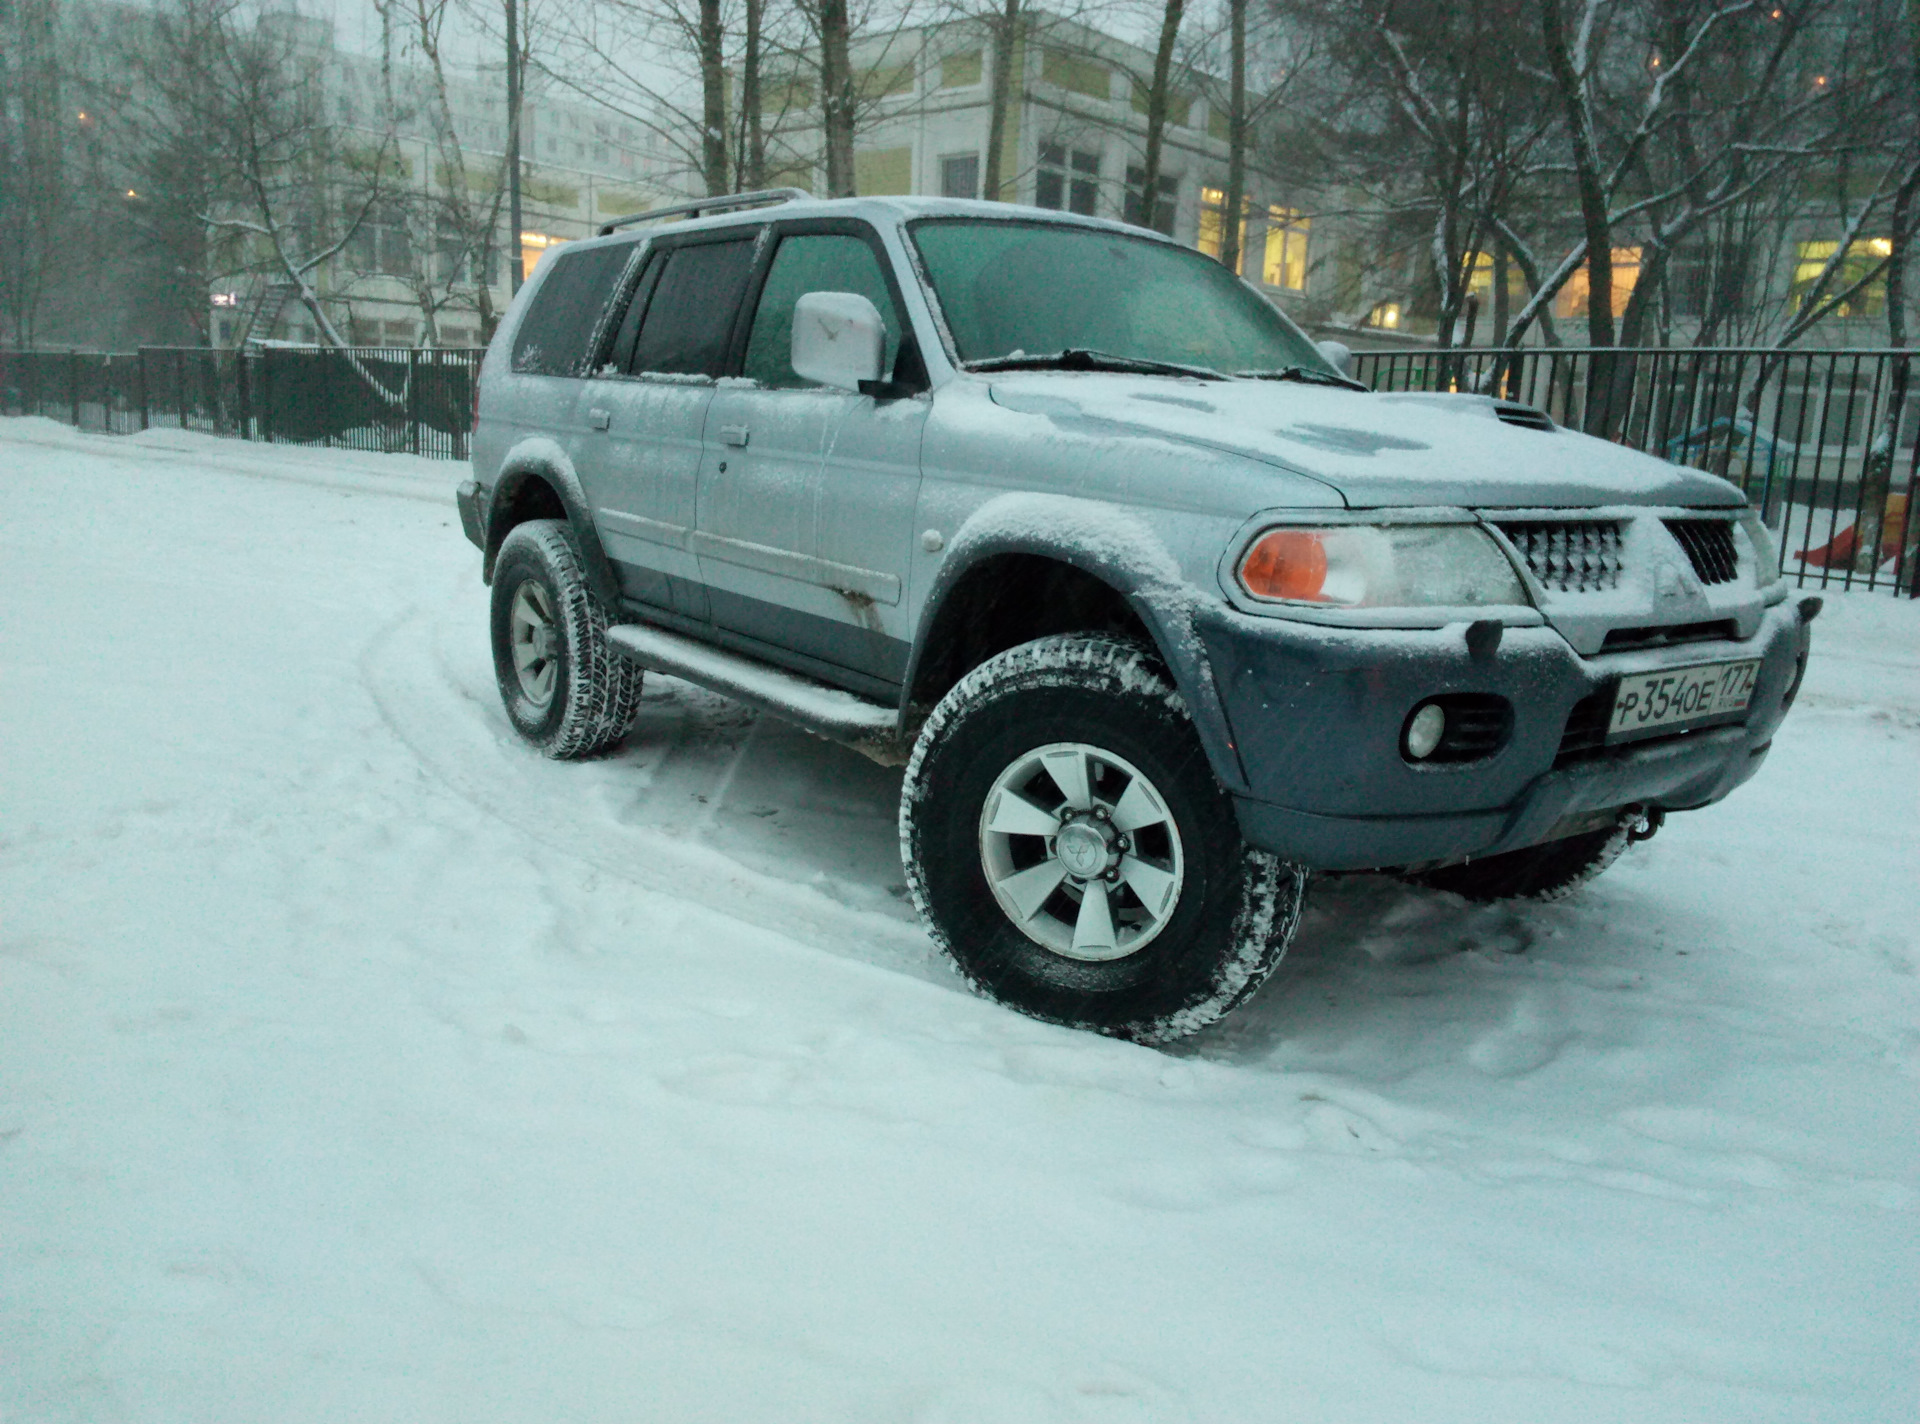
[906,492,1252,795]
[482,436,622,609]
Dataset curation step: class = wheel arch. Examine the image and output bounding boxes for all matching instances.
[905,495,1251,794]
[482,437,621,609]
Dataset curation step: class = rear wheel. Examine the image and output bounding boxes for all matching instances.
[489,519,642,758]
[900,634,1306,1044]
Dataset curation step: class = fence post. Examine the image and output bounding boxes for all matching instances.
[409,346,422,455]
[257,350,270,443]
[69,349,82,429]
[234,349,250,440]
[137,349,150,431]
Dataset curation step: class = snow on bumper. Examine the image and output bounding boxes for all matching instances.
[1195,596,1815,872]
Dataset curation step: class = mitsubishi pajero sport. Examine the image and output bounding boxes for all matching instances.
[457,190,1816,1043]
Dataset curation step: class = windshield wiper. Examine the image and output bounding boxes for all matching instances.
[965,348,1227,380]
[1239,365,1370,392]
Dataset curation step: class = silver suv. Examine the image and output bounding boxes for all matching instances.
[458,191,1815,1042]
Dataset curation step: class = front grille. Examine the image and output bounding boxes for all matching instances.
[1493,402,1554,431]
[1665,518,1738,584]
[1496,521,1627,593]
[1556,689,1614,763]
[1420,693,1513,763]
[1600,619,1738,651]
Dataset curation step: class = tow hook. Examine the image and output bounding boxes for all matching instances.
[1623,806,1665,843]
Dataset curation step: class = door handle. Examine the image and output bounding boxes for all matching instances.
[588,408,611,431]
[718,424,750,447]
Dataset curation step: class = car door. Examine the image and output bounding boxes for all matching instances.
[577,228,762,626]
[697,222,928,694]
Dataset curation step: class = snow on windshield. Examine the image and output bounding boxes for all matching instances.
[909,218,1334,376]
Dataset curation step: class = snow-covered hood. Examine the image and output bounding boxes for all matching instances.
[985,374,1745,510]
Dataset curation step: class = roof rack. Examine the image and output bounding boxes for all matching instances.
[597,187,812,236]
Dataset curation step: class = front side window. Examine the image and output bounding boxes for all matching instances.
[910,218,1330,376]
[742,232,903,388]
[511,241,635,376]
[628,238,758,376]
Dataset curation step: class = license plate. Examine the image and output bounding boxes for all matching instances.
[1609,659,1761,738]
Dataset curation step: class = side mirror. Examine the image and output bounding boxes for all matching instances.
[791,291,885,392]
[1315,339,1353,377]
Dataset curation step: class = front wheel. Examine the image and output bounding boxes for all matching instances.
[899,635,1306,1044]
[1411,823,1632,902]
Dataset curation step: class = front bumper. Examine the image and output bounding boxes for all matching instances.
[1195,595,1815,872]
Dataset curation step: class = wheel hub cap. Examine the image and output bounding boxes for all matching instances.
[977,741,1185,962]
[1055,820,1112,879]
[508,580,559,708]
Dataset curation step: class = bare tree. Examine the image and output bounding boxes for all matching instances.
[115,0,407,398]
[374,0,514,342]
[0,0,68,346]
[1136,0,1187,232]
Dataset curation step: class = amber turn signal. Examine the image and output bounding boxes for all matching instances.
[1239,529,1329,601]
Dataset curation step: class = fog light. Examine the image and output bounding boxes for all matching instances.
[1404,702,1447,760]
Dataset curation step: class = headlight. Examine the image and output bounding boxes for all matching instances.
[1237,524,1529,608]
[1736,509,1782,586]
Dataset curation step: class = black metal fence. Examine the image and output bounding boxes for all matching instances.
[0,345,482,460]
[1352,346,1919,596]
[3,342,1915,594]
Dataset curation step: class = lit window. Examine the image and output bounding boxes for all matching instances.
[1465,251,1494,297]
[1555,247,1641,319]
[1792,239,1888,317]
[1197,187,1247,269]
[1365,301,1401,330]
[1263,207,1309,290]
[520,231,564,283]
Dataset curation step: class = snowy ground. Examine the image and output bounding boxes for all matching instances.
[2,417,1916,1423]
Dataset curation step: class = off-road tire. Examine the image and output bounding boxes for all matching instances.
[1413,823,1631,903]
[899,634,1307,1044]
[490,519,643,759]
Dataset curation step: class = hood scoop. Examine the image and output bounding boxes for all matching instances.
[1493,401,1555,432]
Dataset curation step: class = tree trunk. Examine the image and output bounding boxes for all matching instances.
[743,0,766,190]
[1492,241,1511,348]
[1139,0,1187,233]
[1218,0,1246,275]
[505,0,524,294]
[1539,0,1614,349]
[697,0,730,195]
[817,0,856,197]
[983,0,1021,201]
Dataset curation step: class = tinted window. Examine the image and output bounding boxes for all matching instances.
[743,233,903,388]
[629,238,758,377]
[909,219,1330,376]
[511,242,635,375]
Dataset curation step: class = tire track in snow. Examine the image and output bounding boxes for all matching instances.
[354,591,944,988]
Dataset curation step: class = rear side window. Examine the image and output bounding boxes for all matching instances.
[629,238,758,377]
[743,233,903,388]
[511,243,634,375]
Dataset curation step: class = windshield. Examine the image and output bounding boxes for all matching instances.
[909,217,1335,377]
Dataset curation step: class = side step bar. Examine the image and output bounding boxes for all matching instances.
[605,623,912,765]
